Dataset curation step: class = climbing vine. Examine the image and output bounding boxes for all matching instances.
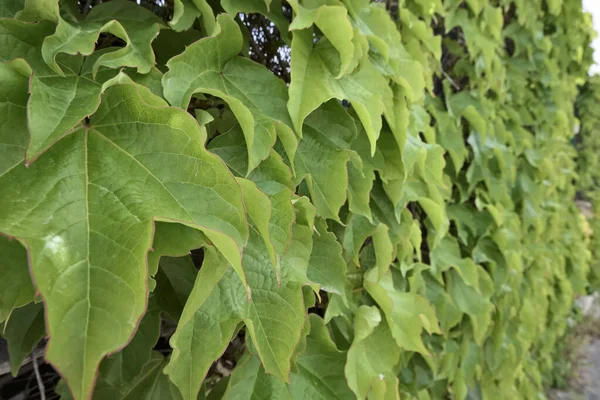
[0,0,595,399]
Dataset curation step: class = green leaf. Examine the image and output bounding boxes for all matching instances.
[148,222,207,284]
[26,69,102,163]
[0,0,24,18]
[163,14,295,173]
[94,299,161,398]
[307,218,349,299]
[107,352,187,400]
[345,306,401,400]
[290,314,354,398]
[347,151,374,220]
[166,211,306,399]
[293,101,355,220]
[446,269,493,343]
[225,356,291,399]
[0,235,35,323]
[237,178,278,274]
[15,0,59,21]
[223,314,354,399]
[287,28,393,154]
[0,83,248,400]
[171,0,214,33]
[364,268,440,355]
[41,0,163,76]
[280,196,316,286]
[0,59,30,176]
[1,302,45,376]
[0,18,55,71]
[343,0,425,100]
[372,223,394,279]
[288,0,355,77]
[154,256,198,321]
[342,213,376,266]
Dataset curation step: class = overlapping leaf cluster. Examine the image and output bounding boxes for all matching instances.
[575,75,600,290]
[0,0,595,399]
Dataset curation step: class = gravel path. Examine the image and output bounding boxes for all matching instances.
[551,294,600,400]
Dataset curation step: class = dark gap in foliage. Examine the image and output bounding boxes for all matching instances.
[95,33,126,51]
[0,358,60,400]
[239,13,291,83]
[308,291,329,318]
[505,37,516,57]
[190,247,205,270]
[79,0,173,20]
[206,329,246,385]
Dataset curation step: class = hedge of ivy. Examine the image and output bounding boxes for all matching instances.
[0,0,595,399]
[576,74,600,291]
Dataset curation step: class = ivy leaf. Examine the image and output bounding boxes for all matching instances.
[290,314,354,397]
[237,178,278,274]
[345,306,401,400]
[288,0,355,77]
[280,196,316,286]
[372,223,394,279]
[166,198,306,399]
[0,18,55,71]
[223,315,354,399]
[147,222,207,284]
[288,28,393,154]
[307,218,350,299]
[294,101,356,220]
[1,302,45,376]
[347,151,374,220]
[0,235,35,324]
[0,59,29,176]
[364,268,440,355]
[93,299,161,399]
[171,0,214,33]
[154,256,198,321]
[41,0,163,76]
[341,213,377,266]
[0,0,24,18]
[15,0,59,22]
[446,269,493,344]
[26,65,102,163]
[0,83,248,400]
[163,14,295,173]
[343,0,425,101]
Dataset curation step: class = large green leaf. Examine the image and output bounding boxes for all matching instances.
[307,218,349,299]
[26,59,103,163]
[163,14,295,173]
[287,28,393,154]
[293,101,356,220]
[345,306,401,400]
[171,0,214,33]
[288,0,355,77]
[41,0,163,76]
[165,192,306,399]
[343,0,425,101]
[223,314,354,399]
[0,83,248,400]
[364,268,440,355]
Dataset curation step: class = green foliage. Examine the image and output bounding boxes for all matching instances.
[0,0,595,399]
[575,76,600,290]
